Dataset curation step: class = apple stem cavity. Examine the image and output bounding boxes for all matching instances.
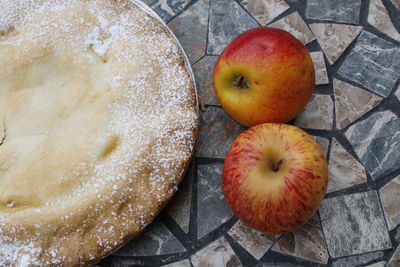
[233,76,249,90]
[272,159,285,172]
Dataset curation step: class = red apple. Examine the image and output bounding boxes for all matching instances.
[213,27,315,127]
[222,123,328,235]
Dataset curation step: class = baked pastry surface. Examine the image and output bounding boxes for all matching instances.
[0,0,198,265]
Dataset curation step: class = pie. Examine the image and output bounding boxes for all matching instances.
[0,0,198,265]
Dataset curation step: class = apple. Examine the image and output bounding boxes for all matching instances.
[222,123,328,235]
[213,27,315,127]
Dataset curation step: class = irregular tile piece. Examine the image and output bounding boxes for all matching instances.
[196,107,245,158]
[163,259,191,267]
[228,220,277,260]
[207,0,259,55]
[312,136,330,158]
[319,191,391,258]
[331,251,385,267]
[327,138,367,193]
[193,56,219,106]
[368,0,400,42]
[334,79,383,130]
[142,0,158,6]
[345,110,400,180]
[166,163,194,233]
[197,163,233,238]
[388,245,400,267]
[390,0,400,9]
[309,24,363,65]
[115,221,186,256]
[379,175,400,230]
[240,0,290,26]
[310,52,329,85]
[151,0,192,22]
[396,86,400,101]
[272,215,329,264]
[366,261,387,267]
[268,12,315,45]
[295,94,333,130]
[306,0,362,24]
[338,31,400,97]
[168,0,209,64]
[191,237,242,267]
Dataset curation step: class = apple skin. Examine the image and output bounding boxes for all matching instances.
[222,123,328,235]
[213,27,315,127]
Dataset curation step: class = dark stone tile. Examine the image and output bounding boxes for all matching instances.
[207,0,259,55]
[141,0,158,7]
[306,0,362,24]
[151,0,192,22]
[319,191,391,258]
[197,163,233,238]
[168,0,209,64]
[193,56,219,106]
[331,251,385,267]
[345,110,400,181]
[338,31,400,97]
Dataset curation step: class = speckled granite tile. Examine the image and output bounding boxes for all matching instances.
[390,0,400,9]
[306,0,362,24]
[319,191,391,258]
[388,245,400,267]
[368,0,400,42]
[193,56,219,106]
[228,220,278,260]
[331,251,385,267]
[151,0,192,22]
[345,110,400,180]
[295,94,334,130]
[168,0,209,64]
[197,163,233,238]
[312,136,330,158]
[338,31,400,97]
[162,259,191,267]
[272,215,329,264]
[115,221,186,256]
[327,138,367,193]
[166,163,194,233]
[309,24,363,65]
[191,237,242,267]
[310,51,329,85]
[366,261,387,267]
[334,79,382,130]
[207,0,259,55]
[195,107,245,158]
[268,12,315,45]
[240,0,290,26]
[379,175,400,230]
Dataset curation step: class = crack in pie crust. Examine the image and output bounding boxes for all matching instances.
[0,0,198,265]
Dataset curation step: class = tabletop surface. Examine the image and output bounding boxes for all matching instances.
[99,0,400,266]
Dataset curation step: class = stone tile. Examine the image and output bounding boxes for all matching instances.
[141,0,158,6]
[338,31,400,98]
[115,221,185,256]
[151,0,192,22]
[319,191,391,258]
[379,175,400,230]
[195,106,245,158]
[396,86,400,101]
[312,136,330,158]
[327,138,367,193]
[240,0,290,26]
[331,251,385,267]
[295,94,334,130]
[306,0,362,24]
[197,163,233,238]
[366,261,387,267]
[368,0,400,42]
[268,12,315,45]
[228,220,278,260]
[163,259,191,267]
[207,0,259,55]
[310,52,329,85]
[193,56,219,106]
[309,24,363,65]
[165,163,194,233]
[272,215,329,264]
[191,237,242,267]
[390,0,400,10]
[168,0,209,64]
[334,79,382,130]
[388,245,400,267]
[345,110,400,180]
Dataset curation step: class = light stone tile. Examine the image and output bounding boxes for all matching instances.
[368,0,400,42]
[327,138,367,193]
[309,24,363,65]
[379,175,400,230]
[295,94,334,130]
[312,136,330,158]
[268,12,315,45]
[334,79,383,130]
[331,251,385,267]
[395,86,400,101]
[306,0,362,24]
[390,0,400,9]
[162,259,191,267]
[240,0,290,26]
[228,220,278,260]
[310,52,329,85]
[366,261,387,267]
[388,245,400,267]
[193,56,219,106]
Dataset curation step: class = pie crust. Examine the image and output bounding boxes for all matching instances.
[0,0,198,265]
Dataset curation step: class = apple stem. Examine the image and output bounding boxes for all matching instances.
[272,159,285,172]
[234,76,249,89]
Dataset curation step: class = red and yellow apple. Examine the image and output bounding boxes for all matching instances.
[213,27,315,127]
[222,123,328,235]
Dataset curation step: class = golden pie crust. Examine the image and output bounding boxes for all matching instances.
[0,0,198,265]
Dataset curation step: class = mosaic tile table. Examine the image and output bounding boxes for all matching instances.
[99,0,400,266]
